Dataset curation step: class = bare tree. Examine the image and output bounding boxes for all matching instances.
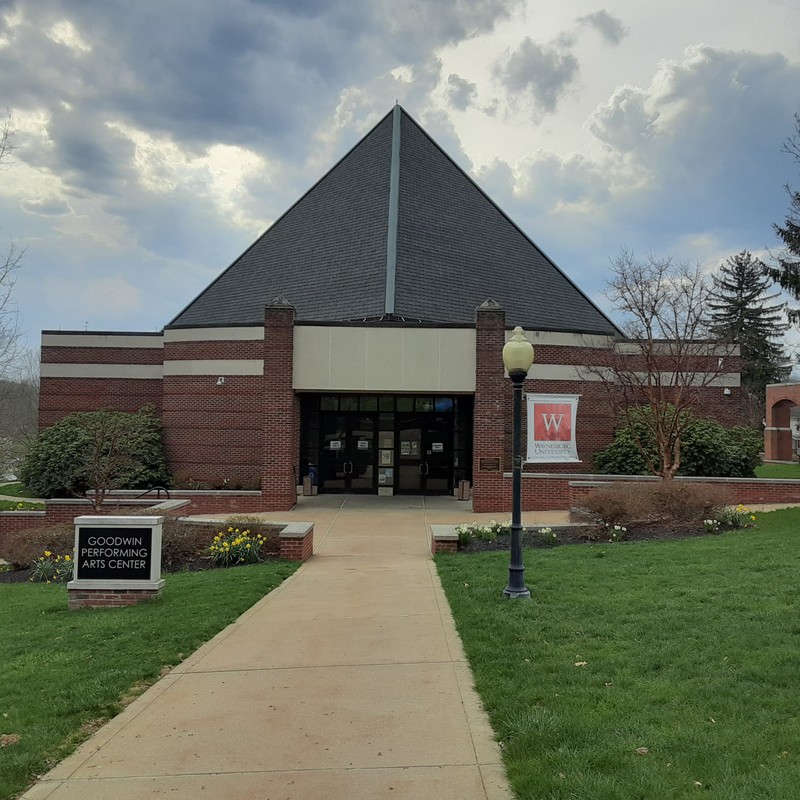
[0,109,24,387]
[0,108,14,167]
[0,349,39,478]
[583,248,737,479]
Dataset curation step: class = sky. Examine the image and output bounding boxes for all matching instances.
[1,0,800,354]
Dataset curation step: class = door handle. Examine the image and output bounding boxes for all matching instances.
[344,461,354,474]
[420,462,429,476]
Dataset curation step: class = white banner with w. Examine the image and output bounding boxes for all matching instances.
[526,394,580,463]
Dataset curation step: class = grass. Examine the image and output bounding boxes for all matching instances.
[0,561,299,800]
[436,509,800,800]
[0,500,44,511]
[0,483,36,498]
[755,462,800,479]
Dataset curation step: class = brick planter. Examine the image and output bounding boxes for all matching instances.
[430,525,458,555]
[278,522,314,561]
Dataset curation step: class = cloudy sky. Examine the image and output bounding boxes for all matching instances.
[1,0,800,351]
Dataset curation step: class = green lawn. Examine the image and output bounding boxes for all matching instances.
[755,462,800,479]
[0,483,36,498]
[436,509,800,800]
[0,562,299,800]
[0,500,44,511]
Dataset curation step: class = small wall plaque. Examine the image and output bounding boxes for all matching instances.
[479,457,500,472]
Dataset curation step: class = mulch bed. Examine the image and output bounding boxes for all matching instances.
[0,569,34,584]
[459,523,720,552]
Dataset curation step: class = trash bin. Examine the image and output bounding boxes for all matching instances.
[308,466,318,486]
[457,480,470,501]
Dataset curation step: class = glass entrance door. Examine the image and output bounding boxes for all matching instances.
[396,413,453,494]
[319,412,376,492]
[300,394,471,496]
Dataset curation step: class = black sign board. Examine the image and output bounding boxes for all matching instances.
[76,527,153,581]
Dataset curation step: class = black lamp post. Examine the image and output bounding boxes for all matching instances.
[502,326,533,600]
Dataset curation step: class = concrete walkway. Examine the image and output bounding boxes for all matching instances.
[23,495,527,800]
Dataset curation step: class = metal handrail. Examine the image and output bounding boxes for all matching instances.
[133,486,171,500]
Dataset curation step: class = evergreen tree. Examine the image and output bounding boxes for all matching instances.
[708,250,790,398]
[765,112,800,323]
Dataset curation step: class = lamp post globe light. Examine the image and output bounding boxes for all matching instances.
[502,326,534,600]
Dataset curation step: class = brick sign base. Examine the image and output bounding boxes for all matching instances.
[68,585,164,610]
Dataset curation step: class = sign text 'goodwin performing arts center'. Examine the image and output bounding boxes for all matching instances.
[76,527,153,581]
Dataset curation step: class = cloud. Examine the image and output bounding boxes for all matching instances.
[586,45,800,217]
[494,36,579,113]
[20,195,71,216]
[445,73,477,110]
[473,43,800,295]
[576,10,628,45]
[589,85,658,152]
[0,0,517,242]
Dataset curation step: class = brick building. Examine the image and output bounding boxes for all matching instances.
[38,107,742,512]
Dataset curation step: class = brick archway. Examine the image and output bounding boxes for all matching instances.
[764,384,800,461]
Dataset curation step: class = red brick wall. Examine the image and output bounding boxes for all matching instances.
[161,374,263,488]
[262,304,299,511]
[39,377,163,427]
[41,347,163,365]
[39,336,164,427]
[472,303,507,513]
[163,340,263,360]
[157,334,264,488]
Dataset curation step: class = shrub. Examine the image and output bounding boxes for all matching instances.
[582,481,732,528]
[2,523,75,569]
[646,482,732,524]
[224,516,281,556]
[594,410,762,479]
[593,427,655,475]
[159,516,280,570]
[679,421,762,478]
[579,484,648,525]
[19,406,171,500]
[158,518,216,571]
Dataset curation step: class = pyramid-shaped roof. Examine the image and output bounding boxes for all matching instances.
[168,107,619,335]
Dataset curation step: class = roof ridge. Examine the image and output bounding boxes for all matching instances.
[384,105,401,315]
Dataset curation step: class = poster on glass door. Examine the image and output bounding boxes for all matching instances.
[526,394,580,463]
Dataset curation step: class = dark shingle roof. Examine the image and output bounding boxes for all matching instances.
[168,107,619,336]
